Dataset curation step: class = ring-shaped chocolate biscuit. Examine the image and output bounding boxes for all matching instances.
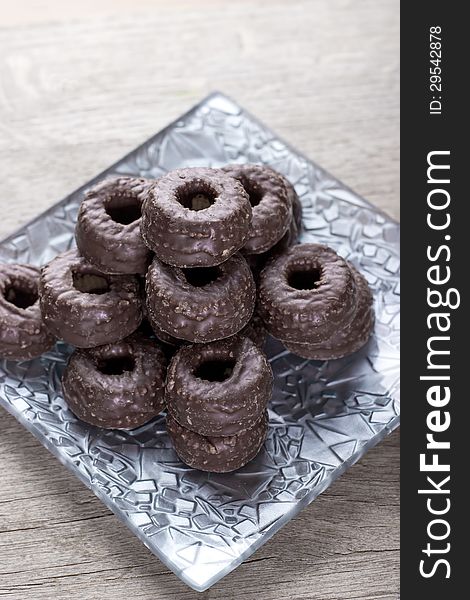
[166,336,272,437]
[284,267,374,360]
[62,334,166,429]
[146,253,255,343]
[258,244,357,344]
[0,264,55,360]
[141,167,251,267]
[75,176,153,275]
[166,411,268,473]
[222,164,292,255]
[40,250,142,348]
[245,177,302,278]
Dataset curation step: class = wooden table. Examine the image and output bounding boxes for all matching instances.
[0,1,399,598]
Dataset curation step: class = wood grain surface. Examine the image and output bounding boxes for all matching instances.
[0,1,400,599]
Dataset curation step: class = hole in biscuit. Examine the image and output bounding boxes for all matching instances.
[182,266,222,288]
[72,271,110,295]
[97,355,135,376]
[288,267,322,290]
[176,184,217,211]
[242,179,263,207]
[4,284,38,309]
[106,196,142,224]
[195,359,236,382]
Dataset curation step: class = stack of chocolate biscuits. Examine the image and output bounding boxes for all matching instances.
[0,163,374,474]
[138,165,292,471]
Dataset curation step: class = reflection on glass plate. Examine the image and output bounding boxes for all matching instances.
[0,93,400,591]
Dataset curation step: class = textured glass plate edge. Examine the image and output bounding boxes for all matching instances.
[182,417,401,590]
[0,92,400,592]
[0,393,399,592]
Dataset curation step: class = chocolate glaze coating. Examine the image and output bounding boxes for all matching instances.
[258,244,357,344]
[166,411,268,473]
[146,253,255,343]
[246,215,300,280]
[75,176,153,275]
[150,321,183,347]
[166,336,273,437]
[40,249,142,348]
[222,164,292,255]
[146,313,265,352]
[275,207,300,252]
[0,264,55,360]
[284,267,374,360]
[141,167,251,267]
[273,169,302,235]
[145,289,265,348]
[139,285,182,347]
[62,334,167,429]
[245,176,302,279]
[288,181,303,232]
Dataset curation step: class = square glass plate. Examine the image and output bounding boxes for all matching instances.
[0,93,400,592]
